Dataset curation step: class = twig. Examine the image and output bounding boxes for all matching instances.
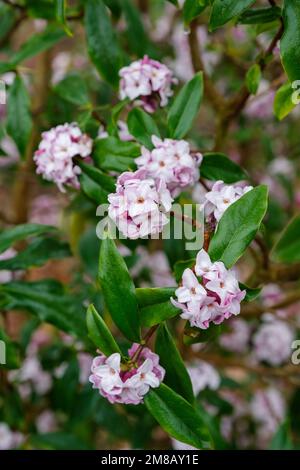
[131,325,159,363]
[188,20,225,112]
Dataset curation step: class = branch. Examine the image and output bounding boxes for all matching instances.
[188,20,225,112]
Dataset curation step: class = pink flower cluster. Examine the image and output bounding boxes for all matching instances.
[108,168,173,239]
[0,423,24,450]
[119,56,177,113]
[89,344,165,405]
[172,249,246,329]
[201,180,253,223]
[34,123,92,192]
[136,136,202,197]
[252,314,294,366]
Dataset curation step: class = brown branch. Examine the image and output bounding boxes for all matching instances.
[213,19,284,150]
[188,20,225,112]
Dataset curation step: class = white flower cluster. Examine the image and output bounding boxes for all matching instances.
[201,180,253,223]
[252,314,295,366]
[89,345,165,405]
[108,168,173,239]
[34,123,92,192]
[119,55,177,113]
[172,249,246,329]
[136,136,202,197]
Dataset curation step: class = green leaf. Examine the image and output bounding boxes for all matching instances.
[31,433,90,450]
[78,161,115,204]
[209,0,256,31]
[55,0,72,36]
[7,75,32,157]
[173,259,195,283]
[271,214,300,263]
[0,4,15,42]
[168,72,203,139]
[140,301,180,328]
[0,280,86,338]
[54,73,90,106]
[93,137,139,172]
[167,0,179,6]
[107,99,130,136]
[270,422,294,450]
[122,0,149,56]
[136,287,176,307]
[209,186,268,268]
[0,329,20,369]
[86,304,122,355]
[0,223,56,254]
[127,108,160,148]
[281,1,300,83]
[246,64,261,95]
[201,153,248,183]
[274,82,297,121]
[240,284,262,302]
[238,6,282,25]
[183,0,208,25]
[0,237,71,270]
[85,0,124,87]
[0,25,66,74]
[156,324,194,403]
[144,383,212,449]
[99,237,140,342]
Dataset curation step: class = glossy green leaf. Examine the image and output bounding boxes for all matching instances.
[78,161,115,204]
[122,0,149,56]
[168,72,203,139]
[7,75,32,157]
[86,304,122,355]
[271,214,300,263]
[240,284,262,302]
[183,0,208,25]
[0,223,56,254]
[274,82,297,120]
[140,301,180,328]
[246,64,261,95]
[209,0,256,31]
[93,137,139,172]
[136,287,176,307]
[270,421,294,450]
[0,280,86,338]
[55,0,72,35]
[144,383,212,449]
[201,153,248,183]
[99,237,140,342]
[0,4,15,42]
[85,0,123,86]
[281,1,300,83]
[31,433,89,450]
[156,324,194,403]
[0,26,66,74]
[127,108,160,148]
[238,6,282,24]
[54,73,90,106]
[209,186,268,268]
[173,259,195,283]
[0,237,71,270]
